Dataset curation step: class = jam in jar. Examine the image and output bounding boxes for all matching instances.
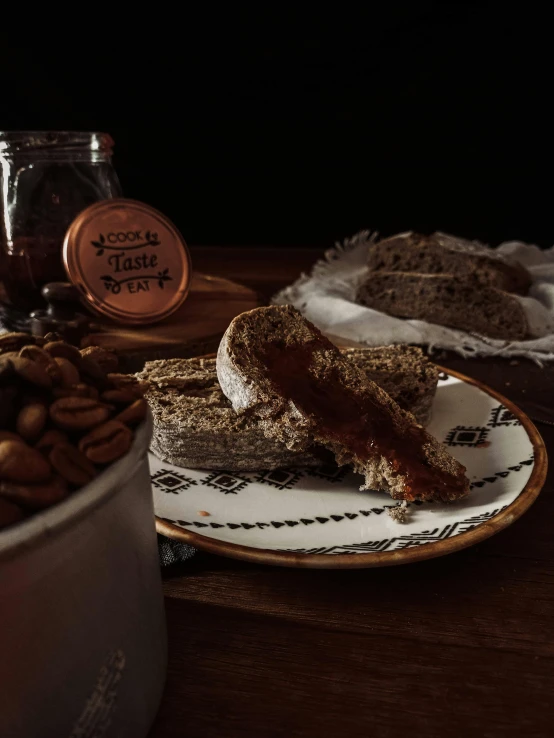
[0,131,122,329]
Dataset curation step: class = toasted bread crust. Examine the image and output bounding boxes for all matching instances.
[217,306,469,501]
[343,346,438,425]
[138,357,319,470]
[139,346,438,470]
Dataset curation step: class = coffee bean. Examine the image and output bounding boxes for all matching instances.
[19,392,46,408]
[16,402,48,442]
[104,374,144,402]
[80,346,119,373]
[10,356,52,389]
[115,398,148,427]
[0,476,68,510]
[54,357,81,387]
[0,355,17,382]
[0,332,36,355]
[79,421,132,464]
[35,429,70,455]
[0,497,24,529]
[42,332,63,343]
[101,388,140,405]
[79,356,108,386]
[19,345,62,383]
[0,430,21,443]
[50,396,111,431]
[0,335,145,530]
[53,383,100,400]
[107,373,142,391]
[80,384,100,401]
[0,440,52,483]
[0,385,19,427]
[49,443,97,487]
[19,345,50,363]
[43,341,83,367]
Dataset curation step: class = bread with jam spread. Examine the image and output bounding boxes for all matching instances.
[344,345,438,425]
[137,345,439,470]
[137,356,318,470]
[217,305,469,502]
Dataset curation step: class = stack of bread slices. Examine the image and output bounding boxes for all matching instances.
[139,305,470,503]
[355,232,532,340]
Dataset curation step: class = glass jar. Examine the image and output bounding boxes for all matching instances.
[0,131,122,329]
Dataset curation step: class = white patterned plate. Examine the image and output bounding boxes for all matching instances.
[153,368,547,568]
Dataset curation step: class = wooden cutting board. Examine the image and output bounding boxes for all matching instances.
[85,272,261,371]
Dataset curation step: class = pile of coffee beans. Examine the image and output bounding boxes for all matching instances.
[0,333,147,531]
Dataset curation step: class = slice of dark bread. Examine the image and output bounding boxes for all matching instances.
[367,232,531,295]
[356,272,528,341]
[136,357,319,470]
[217,306,469,502]
[345,345,438,425]
[138,346,439,470]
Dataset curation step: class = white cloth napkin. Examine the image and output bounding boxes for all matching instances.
[273,231,554,363]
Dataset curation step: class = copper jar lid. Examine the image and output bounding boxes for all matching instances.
[63,198,192,324]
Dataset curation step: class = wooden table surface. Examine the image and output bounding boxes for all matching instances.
[149,247,554,738]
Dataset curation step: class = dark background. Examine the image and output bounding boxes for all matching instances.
[1,5,551,248]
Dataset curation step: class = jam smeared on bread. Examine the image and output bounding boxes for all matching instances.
[342,346,438,425]
[217,306,470,502]
[138,347,438,471]
[259,340,467,501]
[136,356,321,470]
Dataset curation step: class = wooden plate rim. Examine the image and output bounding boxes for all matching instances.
[155,364,548,569]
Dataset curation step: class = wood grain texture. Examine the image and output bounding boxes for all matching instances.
[86,272,260,372]
[148,247,554,737]
[189,246,321,299]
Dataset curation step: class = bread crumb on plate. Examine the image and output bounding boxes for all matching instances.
[386,501,410,524]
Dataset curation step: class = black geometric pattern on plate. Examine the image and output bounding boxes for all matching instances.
[487,404,522,428]
[444,426,489,447]
[158,456,534,535]
[305,464,350,484]
[201,471,251,494]
[456,507,510,533]
[151,468,198,494]
[159,506,391,532]
[469,455,534,490]
[254,468,304,490]
[279,506,509,554]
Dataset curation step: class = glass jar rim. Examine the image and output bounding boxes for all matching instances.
[0,131,114,156]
